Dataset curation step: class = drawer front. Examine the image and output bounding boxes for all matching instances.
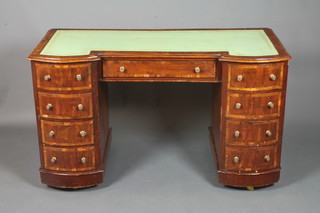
[226,92,281,118]
[226,119,279,146]
[225,145,280,172]
[39,92,93,119]
[35,63,92,91]
[103,60,216,78]
[43,146,95,172]
[226,62,284,91]
[40,120,94,146]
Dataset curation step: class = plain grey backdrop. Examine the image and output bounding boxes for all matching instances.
[1,0,320,212]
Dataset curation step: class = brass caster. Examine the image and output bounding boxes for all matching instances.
[246,186,254,191]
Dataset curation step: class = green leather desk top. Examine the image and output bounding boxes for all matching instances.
[40,29,279,57]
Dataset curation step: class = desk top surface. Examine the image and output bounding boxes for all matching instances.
[29,29,291,62]
[40,29,277,57]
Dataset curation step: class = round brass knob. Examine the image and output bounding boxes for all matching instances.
[194,67,201,73]
[46,103,53,110]
[48,131,55,137]
[76,74,82,81]
[119,66,125,72]
[80,130,87,137]
[51,157,57,163]
[77,104,84,111]
[233,156,240,164]
[235,103,241,109]
[234,130,240,137]
[237,75,243,82]
[270,74,277,81]
[266,130,272,137]
[264,155,271,162]
[44,75,51,81]
[267,102,275,109]
[81,157,87,164]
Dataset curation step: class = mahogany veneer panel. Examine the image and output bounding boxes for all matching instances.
[225,119,279,146]
[38,92,93,119]
[35,63,92,91]
[43,146,95,172]
[40,170,103,189]
[40,119,94,146]
[218,171,280,188]
[226,92,282,119]
[227,62,285,91]
[224,145,280,172]
[103,59,217,79]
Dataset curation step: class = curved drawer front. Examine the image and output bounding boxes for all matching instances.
[40,120,94,146]
[43,146,95,172]
[226,119,279,146]
[226,92,281,119]
[103,60,216,79]
[224,145,280,172]
[35,63,92,91]
[226,62,284,91]
[39,92,93,119]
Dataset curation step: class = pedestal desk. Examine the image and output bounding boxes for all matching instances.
[28,29,291,190]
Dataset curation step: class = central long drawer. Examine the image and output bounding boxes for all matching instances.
[103,59,217,79]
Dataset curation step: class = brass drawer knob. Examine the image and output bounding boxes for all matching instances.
[51,157,57,163]
[44,75,51,81]
[77,104,84,111]
[119,66,125,72]
[46,103,53,110]
[270,74,277,81]
[234,130,240,137]
[233,156,240,164]
[266,130,272,137]
[267,102,275,109]
[48,130,55,137]
[235,103,241,109]
[237,75,243,81]
[76,74,82,81]
[264,155,271,162]
[81,157,87,164]
[80,130,87,137]
[194,67,201,73]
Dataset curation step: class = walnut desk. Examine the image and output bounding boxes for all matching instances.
[28,29,291,190]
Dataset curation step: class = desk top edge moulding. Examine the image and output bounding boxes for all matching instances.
[28,28,291,190]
